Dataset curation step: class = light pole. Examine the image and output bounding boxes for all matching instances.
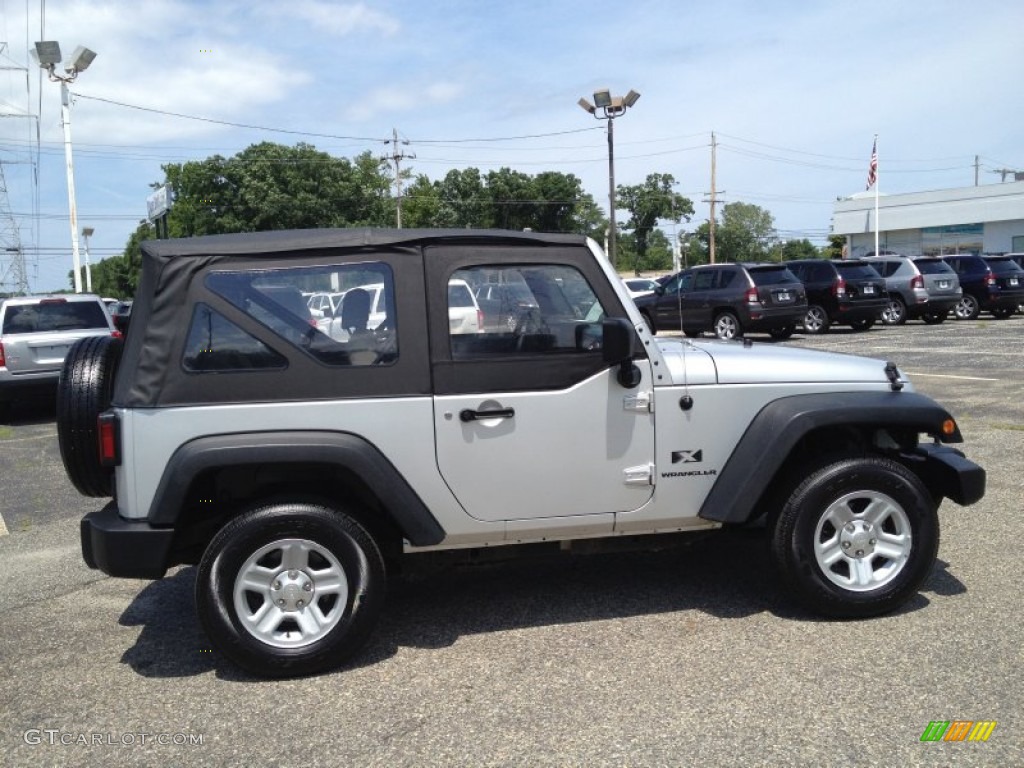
[30,41,97,293]
[578,88,639,266]
[81,226,94,293]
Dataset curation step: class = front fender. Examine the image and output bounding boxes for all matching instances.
[698,391,971,524]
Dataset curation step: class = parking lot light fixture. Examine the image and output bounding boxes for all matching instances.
[577,87,640,265]
[32,40,97,294]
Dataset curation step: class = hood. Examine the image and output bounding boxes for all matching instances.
[654,337,909,388]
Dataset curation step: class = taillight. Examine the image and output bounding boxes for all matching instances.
[986,273,996,287]
[910,275,923,290]
[111,329,123,340]
[745,287,759,305]
[0,341,5,367]
[476,309,484,331]
[832,277,847,297]
[97,412,121,467]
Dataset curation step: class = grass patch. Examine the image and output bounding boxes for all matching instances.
[992,422,1024,432]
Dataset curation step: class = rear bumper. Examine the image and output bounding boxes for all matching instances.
[81,501,174,579]
[834,299,888,322]
[743,305,807,330]
[904,444,986,507]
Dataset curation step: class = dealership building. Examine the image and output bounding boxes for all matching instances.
[832,181,1024,258]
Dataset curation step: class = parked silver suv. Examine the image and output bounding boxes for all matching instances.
[0,293,118,420]
[862,254,962,325]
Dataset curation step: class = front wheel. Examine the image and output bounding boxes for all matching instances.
[921,310,947,325]
[880,297,907,325]
[990,307,1015,319]
[713,311,742,340]
[953,295,980,320]
[802,305,830,335]
[196,501,386,678]
[848,318,875,331]
[769,325,795,340]
[770,457,939,618]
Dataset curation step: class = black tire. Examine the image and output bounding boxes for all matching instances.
[990,307,1014,320]
[880,296,907,326]
[770,456,939,618]
[683,329,701,338]
[802,305,830,334]
[953,295,980,320]
[196,501,386,678]
[848,318,875,331]
[57,335,122,497]
[921,310,947,325]
[769,325,795,340]
[713,311,742,340]
[0,400,11,424]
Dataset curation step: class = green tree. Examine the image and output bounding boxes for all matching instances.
[824,234,846,260]
[774,238,820,262]
[714,202,777,263]
[616,174,694,274]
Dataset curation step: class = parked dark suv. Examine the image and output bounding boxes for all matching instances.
[635,262,807,340]
[785,259,887,334]
[942,254,1024,319]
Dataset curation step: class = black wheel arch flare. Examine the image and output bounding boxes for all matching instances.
[147,430,446,546]
[698,391,970,525]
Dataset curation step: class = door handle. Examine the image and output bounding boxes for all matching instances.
[459,407,515,422]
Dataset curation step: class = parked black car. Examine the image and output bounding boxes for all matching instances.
[943,254,1024,319]
[634,262,807,340]
[785,259,888,333]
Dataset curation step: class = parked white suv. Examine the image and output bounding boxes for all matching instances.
[0,293,118,420]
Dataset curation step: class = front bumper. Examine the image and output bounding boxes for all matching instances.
[903,444,986,506]
[81,501,175,579]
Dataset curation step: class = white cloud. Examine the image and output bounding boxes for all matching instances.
[347,81,464,122]
[287,1,400,37]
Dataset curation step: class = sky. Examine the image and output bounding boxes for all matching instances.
[0,0,1021,293]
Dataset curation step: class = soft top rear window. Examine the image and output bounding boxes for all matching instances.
[749,266,799,286]
[2,300,108,334]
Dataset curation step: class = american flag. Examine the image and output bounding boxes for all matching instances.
[866,138,878,190]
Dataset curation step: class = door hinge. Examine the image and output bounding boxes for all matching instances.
[623,390,653,412]
[623,463,654,486]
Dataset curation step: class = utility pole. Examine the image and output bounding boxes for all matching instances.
[0,162,29,294]
[990,168,1022,183]
[385,128,415,228]
[703,132,725,264]
[974,155,979,186]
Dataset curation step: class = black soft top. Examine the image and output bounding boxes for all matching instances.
[116,228,590,407]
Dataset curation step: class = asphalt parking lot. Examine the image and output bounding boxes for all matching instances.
[1,316,1021,767]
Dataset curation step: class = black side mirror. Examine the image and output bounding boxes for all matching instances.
[654,285,665,296]
[602,318,641,388]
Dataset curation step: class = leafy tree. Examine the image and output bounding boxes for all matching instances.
[616,174,694,274]
[824,234,846,260]
[712,202,777,263]
[774,238,820,261]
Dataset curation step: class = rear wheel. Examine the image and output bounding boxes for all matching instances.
[990,307,1014,319]
[802,305,830,334]
[953,295,980,320]
[770,456,938,618]
[196,501,386,678]
[713,311,742,340]
[921,310,947,325]
[56,335,122,497]
[880,296,907,325]
[769,325,795,340]
[683,329,701,338]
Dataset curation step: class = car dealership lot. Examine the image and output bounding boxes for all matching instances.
[1,318,1021,767]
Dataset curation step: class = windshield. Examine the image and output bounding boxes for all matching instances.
[914,259,955,275]
[837,264,882,279]
[2,300,109,334]
[987,258,1024,275]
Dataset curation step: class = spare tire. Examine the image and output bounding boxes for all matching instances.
[57,335,123,497]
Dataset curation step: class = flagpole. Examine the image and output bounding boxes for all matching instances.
[873,133,879,257]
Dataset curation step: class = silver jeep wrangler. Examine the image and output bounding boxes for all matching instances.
[58,228,985,677]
